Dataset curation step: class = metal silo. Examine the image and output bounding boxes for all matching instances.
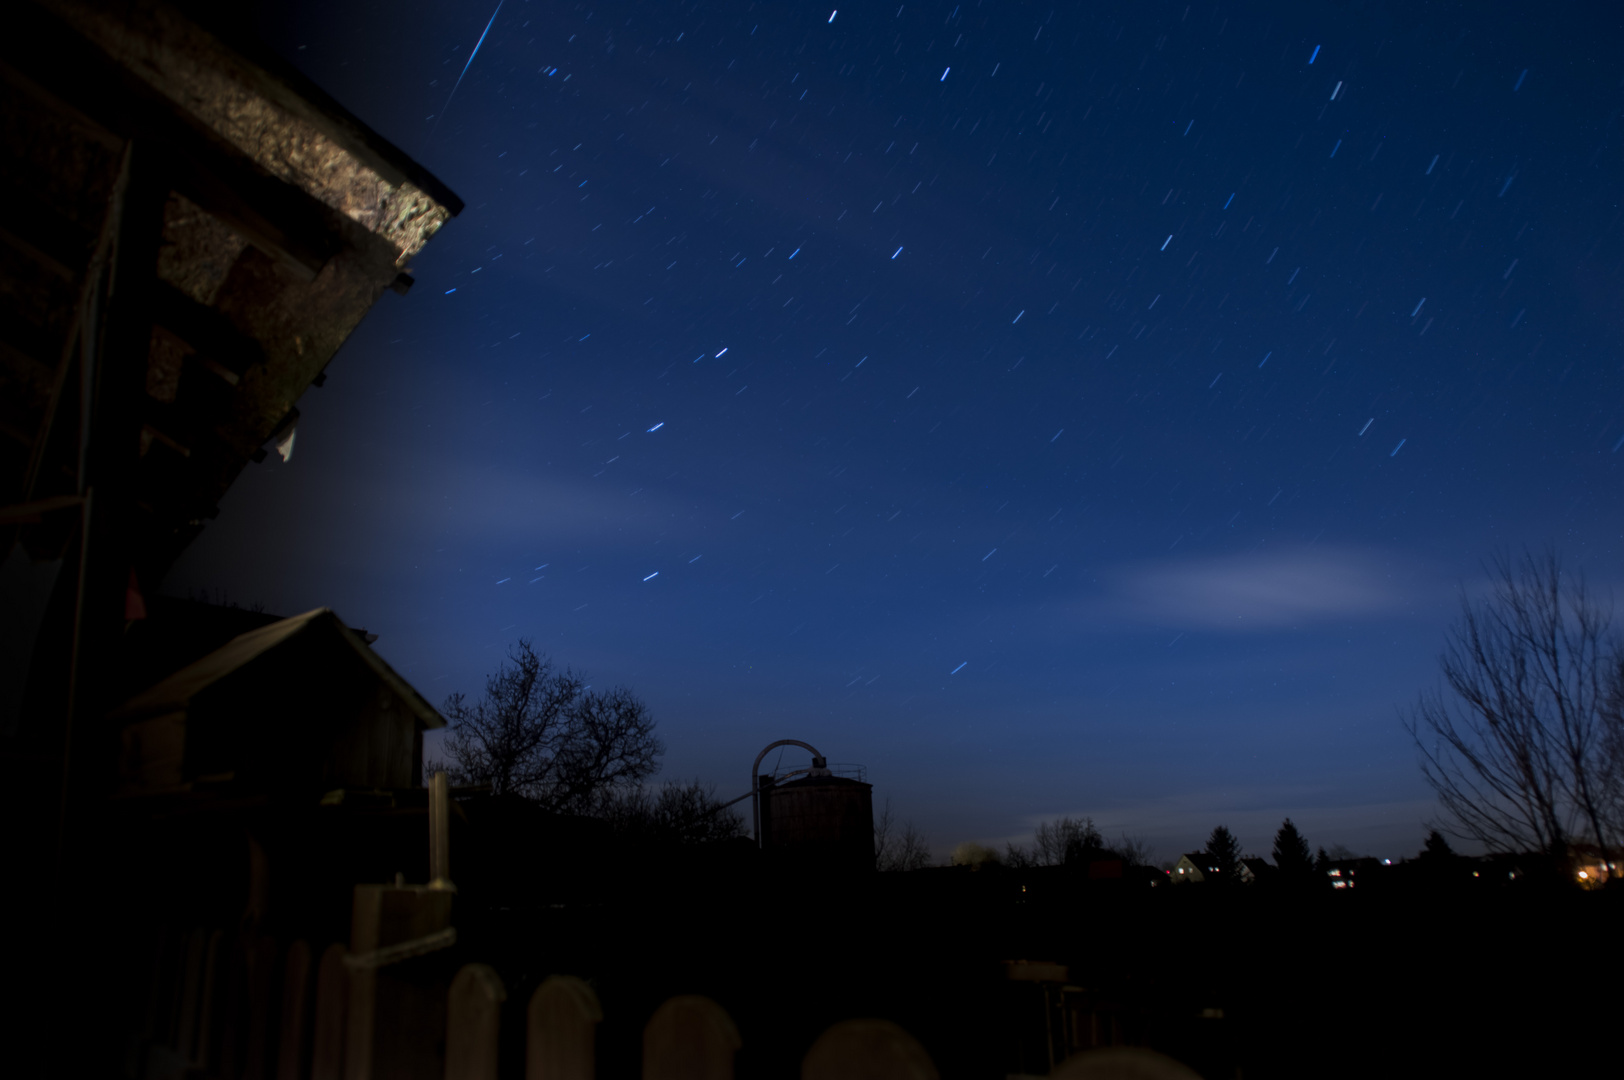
[752,740,875,873]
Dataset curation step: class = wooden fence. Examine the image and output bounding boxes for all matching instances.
[127,924,1194,1080]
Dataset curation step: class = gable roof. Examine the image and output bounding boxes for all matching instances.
[1179,852,1221,874]
[110,607,444,728]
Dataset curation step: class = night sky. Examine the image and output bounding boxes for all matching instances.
[169,1,1624,862]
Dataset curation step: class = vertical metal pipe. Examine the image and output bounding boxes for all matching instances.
[429,770,452,890]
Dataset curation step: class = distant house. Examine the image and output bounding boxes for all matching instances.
[1323,857,1385,889]
[1568,844,1616,889]
[111,608,444,797]
[1237,857,1274,884]
[1172,852,1222,883]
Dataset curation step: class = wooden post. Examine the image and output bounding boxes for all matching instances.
[174,927,208,1062]
[445,963,506,1080]
[344,883,454,1080]
[526,975,601,1080]
[245,935,281,1080]
[131,926,176,1073]
[429,771,453,891]
[1049,1047,1202,1080]
[310,945,350,1080]
[342,957,373,1080]
[802,1019,937,1080]
[642,995,740,1080]
[191,930,226,1073]
[219,931,252,1077]
[277,940,314,1080]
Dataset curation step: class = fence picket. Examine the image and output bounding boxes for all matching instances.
[642,995,740,1080]
[1050,1047,1202,1079]
[802,1019,938,1080]
[277,940,314,1080]
[311,945,350,1080]
[445,963,506,1080]
[526,975,602,1080]
[173,927,208,1062]
[245,935,280,1079]
[194,930,226,1072]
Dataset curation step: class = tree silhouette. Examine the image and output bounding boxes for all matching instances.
[1003,816,1150,869]
[874,799,934,871]
[435,639,662,810]
[594,779,745,845]
[1005,815,1105,866]
[1420,828,1455,862]
[1272,818,1314,876]
[1205,825,1242,882]
[1406,550,1623,862]
[1112,833,1155,869]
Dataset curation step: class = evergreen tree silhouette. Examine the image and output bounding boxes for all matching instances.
[1420,828,1455,862]
[1272,818,1314,876]
[1205,824,1243,882]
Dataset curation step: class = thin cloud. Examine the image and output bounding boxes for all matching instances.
[372,464,707,545]
[1101,547,1411,630]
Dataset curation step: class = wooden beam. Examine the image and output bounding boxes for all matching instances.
[151,280,266,376]
[0,492,83,524]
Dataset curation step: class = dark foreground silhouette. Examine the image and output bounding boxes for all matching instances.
[83,793,1618,1079]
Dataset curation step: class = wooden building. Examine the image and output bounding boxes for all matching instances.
[0,5,459,1075]
[0,0,459,874]
[111,607,445,798]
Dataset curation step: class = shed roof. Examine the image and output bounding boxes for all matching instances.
[111,607,444,729]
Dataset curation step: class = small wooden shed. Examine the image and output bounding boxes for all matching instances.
[110,607,444,796]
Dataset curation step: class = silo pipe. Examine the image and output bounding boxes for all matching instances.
[751,739,824,846]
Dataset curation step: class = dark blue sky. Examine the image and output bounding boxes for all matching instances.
[171,0,1624,862]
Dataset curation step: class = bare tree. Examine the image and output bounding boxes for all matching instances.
[1605,650,1624,847]
[1112,832,1155,869]
[1406,551,1623,863]
[874,799,933,871]
[1040,815,1103,865]
[594,779,745,845]
[1002,840,1036,869]
[1006,815,1138,867]
[434,640,662,811]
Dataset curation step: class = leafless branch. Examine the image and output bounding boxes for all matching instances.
[1406,550,1623,862]
[439,640,662,811]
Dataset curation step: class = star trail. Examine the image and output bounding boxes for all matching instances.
[173,0,1624,860]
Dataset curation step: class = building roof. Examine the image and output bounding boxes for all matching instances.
[768,772,873,791]
[48,0,462,259]
[110,607,444,729]
[3,1,460,577]
[1179,852,1221,874]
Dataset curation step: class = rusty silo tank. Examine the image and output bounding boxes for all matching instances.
[752,739,875,873]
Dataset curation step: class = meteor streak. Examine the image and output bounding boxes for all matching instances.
[431,1,504,138]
